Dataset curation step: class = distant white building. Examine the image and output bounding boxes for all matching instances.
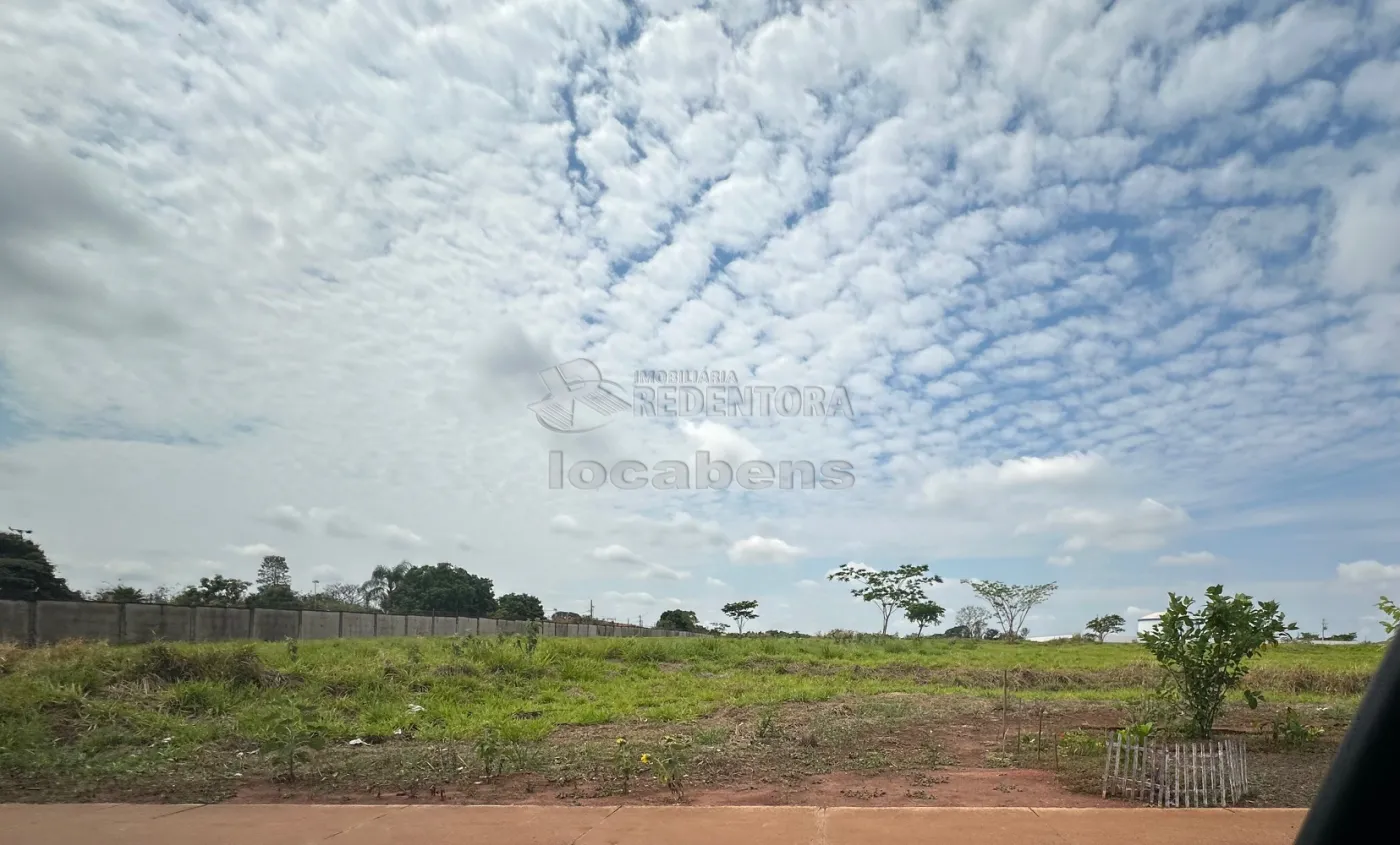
[1026,634,1075,642]
[1137,612,1165,639]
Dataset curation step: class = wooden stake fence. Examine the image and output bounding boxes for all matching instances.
[1101,734,1248,807]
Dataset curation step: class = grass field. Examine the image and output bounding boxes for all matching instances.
[0,635,1383,805]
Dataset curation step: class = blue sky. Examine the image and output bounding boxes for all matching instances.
[1,0,1399,638]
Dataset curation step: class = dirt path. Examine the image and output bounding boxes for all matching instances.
[0,804,1309,844]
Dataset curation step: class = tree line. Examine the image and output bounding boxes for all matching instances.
[0,530,546,621]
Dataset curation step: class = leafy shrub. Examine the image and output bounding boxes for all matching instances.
[1270,707,1324,749]
[1139,585,1294,737]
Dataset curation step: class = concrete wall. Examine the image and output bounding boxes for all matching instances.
[342,612,376,638]
[195,606,250,642]
[0,600,30,643]
[376,614,407,637]
[35,601,120,644]
[3,599,701,645]
[300,610,340,640]
[251,608,299,641]
[123,603,194,644]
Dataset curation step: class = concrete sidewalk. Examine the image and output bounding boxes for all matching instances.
[1,804,1307,844]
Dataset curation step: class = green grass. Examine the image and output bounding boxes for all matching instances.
[0,635,1383,798]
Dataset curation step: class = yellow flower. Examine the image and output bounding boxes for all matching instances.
[616,737,627,746]
[639,753,652,764]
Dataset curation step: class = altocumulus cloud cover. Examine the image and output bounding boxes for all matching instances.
[1,0,1399,636]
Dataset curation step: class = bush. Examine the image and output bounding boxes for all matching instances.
[1140,585,1294,738]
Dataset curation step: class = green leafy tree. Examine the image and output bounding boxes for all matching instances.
[1379,596,1400,639]
[494,592,545,620]
[1085,613,1126,642]
[656,609,700,632]
[256,555,291,590]
[173,575,251,606]
[389,562,496,616]
[1139,585,1296,738]
[0,530,79,601]
[721,600,760,634]
[93,584,146,603]
[961,580,1057,641]
[953,605,990,638]
[248,583,301,609]
[904,601,945,636]
[828,563,943,635]
[943,624,971,639]
[362,560,411,610]
[319,582,368,608]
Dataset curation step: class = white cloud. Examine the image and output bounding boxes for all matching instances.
[1337,560,1400,583]
[592,545,644,565]
[727,535,807,564]
[227,543,279,557]
[1046,555,1074,567]
[921,452,1109,508]
[1,0,1398,637]
[262,505,307,532]
[373,524,425,549]
[1157,551,1221,565]
[1023,498,1191,553]
[796,579,820,588]
[705,577,727,587]
[679,420,762,466]
[591,543,689,581]
[550,514,586,535]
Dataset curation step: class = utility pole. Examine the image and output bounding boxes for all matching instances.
[588,599,594,620]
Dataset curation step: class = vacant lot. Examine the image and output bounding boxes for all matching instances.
[0,635,1381,806]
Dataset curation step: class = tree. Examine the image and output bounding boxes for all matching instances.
[961,580,1057,641]
[904,601,945,636]
[943,625,971,639]
[953,605,991,638]
[494,592,545,621]
[248,583,301,610]
[656,609,700,631]
[362,561,411,611]
[0,530,79,601]
[1085,613,1126,643]
[828,563,943,635]
[93,584,145,603]
[321,582,367,608]
[173,575,251,606]
[256,555,291,591]
[1139,584,1295,738]
[389,562,496,616]
[721,600,760,634]
[1379,596,1400,639]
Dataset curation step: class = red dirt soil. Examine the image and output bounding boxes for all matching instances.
[231,767,1120,808]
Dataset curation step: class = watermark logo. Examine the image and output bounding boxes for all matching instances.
[528,358,631,433]
[549,451,855,491]
[528,359,852,432]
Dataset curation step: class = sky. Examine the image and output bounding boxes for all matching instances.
[1,0,1399,639]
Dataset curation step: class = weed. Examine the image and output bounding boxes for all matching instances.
[692,726,729,747]
[260,713,325,782]
[1058,730,1104,757]
[984,750,1013,768]
[474,724,504,779]
[284,637,300,663]
[645,735,688,799]
[1270,707,1325,749]
[611,737,637,793]
[756,709,780,740]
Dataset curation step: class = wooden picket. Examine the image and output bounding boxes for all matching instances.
[1102,734,1248,807]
